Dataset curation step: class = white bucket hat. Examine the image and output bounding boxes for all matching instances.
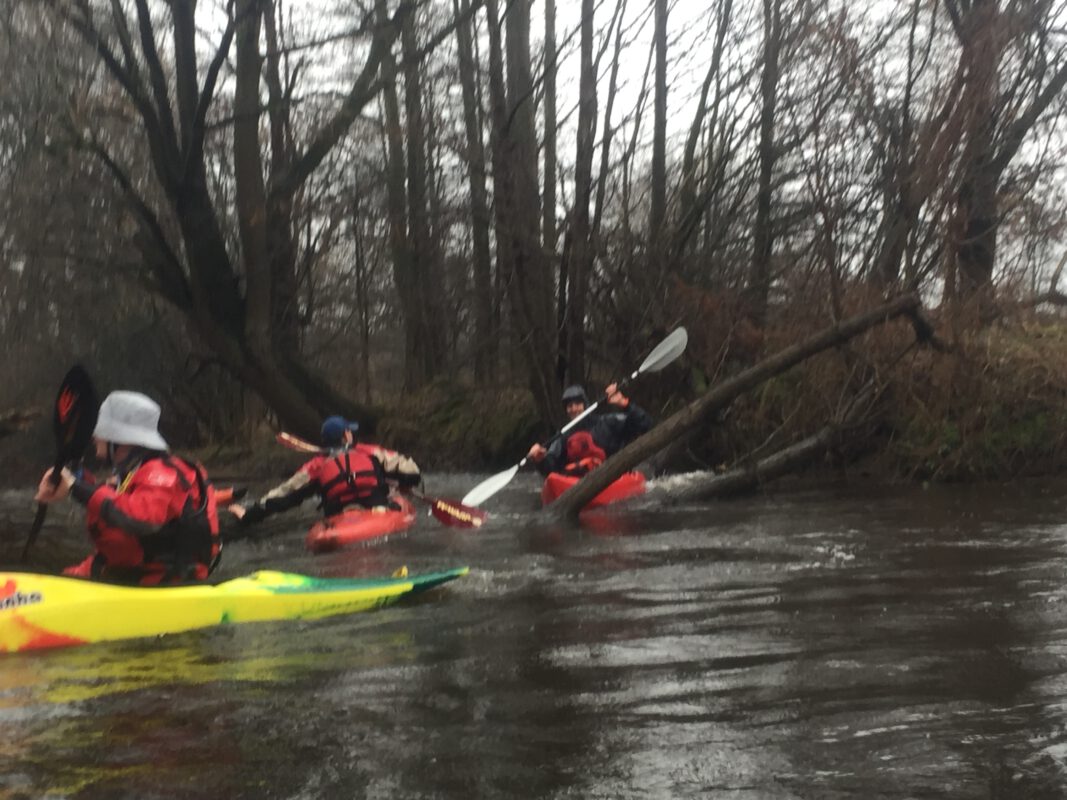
[93,391,170,451]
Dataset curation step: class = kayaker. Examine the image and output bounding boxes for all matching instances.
[33,391,222,585]
[526,383,653,477]
[231,415,421,525]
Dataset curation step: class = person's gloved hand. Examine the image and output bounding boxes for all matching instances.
[605,383,629,407]
[231,503,267,526]
[35,467,75,503]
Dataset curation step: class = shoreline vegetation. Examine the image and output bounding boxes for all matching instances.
[9,301,1064,496]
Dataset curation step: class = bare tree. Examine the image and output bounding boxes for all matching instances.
[453,0,496,379]
[400,5,450,386]
[943,0,1067,322]
[45,0,409,436]
[560,0,598,385]
[745,0,783,326]
[487,0,557,422]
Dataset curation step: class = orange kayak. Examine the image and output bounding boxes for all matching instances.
[305,496,417,553]
[540,471,646,509]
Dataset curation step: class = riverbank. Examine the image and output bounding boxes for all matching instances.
[3,312,1067,491]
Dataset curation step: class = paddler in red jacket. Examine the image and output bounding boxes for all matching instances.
[231,415,421,525]
[526,383,653,477]
[34,391,221,585]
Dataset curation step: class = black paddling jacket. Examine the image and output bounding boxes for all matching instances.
[537,401,653,476]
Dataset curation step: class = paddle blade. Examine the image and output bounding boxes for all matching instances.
[53,365,99,466]
[276,431,320,453]
[24,365,99,562]
[635,327,688,376]
[427,496,488,529]
[461,465,520,507]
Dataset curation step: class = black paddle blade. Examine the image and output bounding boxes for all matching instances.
[52,364,98,466]
[23,365,99,562]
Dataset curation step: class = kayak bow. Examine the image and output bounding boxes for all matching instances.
[541,471,646,509]
[0,567,468,654]
[305,496,418,553]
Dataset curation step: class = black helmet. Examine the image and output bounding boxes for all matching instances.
[561,385,588,405]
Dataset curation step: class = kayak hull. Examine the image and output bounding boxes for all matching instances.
[305,496,417,553]
[0,567,467,654]
[541,471,647,508]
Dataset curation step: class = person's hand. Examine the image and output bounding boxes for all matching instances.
[35,467,75,503]
[527,443,547,462]
[228,503,247,520]
[605,383,628,407]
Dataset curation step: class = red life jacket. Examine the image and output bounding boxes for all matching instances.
[84,455,221,586]
[307,445,388,513]
[563,430,607,476]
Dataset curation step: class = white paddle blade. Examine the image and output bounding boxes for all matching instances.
[637,327,688,375]
[462,464,520,507]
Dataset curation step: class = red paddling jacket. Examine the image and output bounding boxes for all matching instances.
[67,452,221,585]
[241,443,421,524]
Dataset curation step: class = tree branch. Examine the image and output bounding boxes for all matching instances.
[84,140,192,310]
[132,0,180,161]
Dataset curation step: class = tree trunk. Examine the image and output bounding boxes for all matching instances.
[592,0,628,239]
[546,293,922,520]
[562,0,597,385]
[352,190,373,405]
[543,0,558,259]
[261,1,301,364]
[401,10,448,386]
[951,2,1000,319]
[548,0,567,382]
[376,0,420,389]
[484,0,515,378]
[453,0,496,380]
[493,0,558,423]
[649,0,668,240]
[745,0,782,326]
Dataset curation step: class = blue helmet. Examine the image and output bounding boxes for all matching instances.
[321,415,359,446]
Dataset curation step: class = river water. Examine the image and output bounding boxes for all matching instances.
[3,473,1067,798]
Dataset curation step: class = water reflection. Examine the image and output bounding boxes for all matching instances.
[0,614,433,798]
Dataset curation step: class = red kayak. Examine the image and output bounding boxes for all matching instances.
[305,496,417,553]
[540,471,647,509]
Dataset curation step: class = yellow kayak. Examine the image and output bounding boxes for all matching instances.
[0,566,468,654]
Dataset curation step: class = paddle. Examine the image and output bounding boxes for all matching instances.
[460,327,689,508]
[214,486,247,505]
[23,365,100,562]
[273,432,487,529]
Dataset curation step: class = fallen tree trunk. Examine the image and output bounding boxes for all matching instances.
[674,382,878,501]
[546,292,923,520]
